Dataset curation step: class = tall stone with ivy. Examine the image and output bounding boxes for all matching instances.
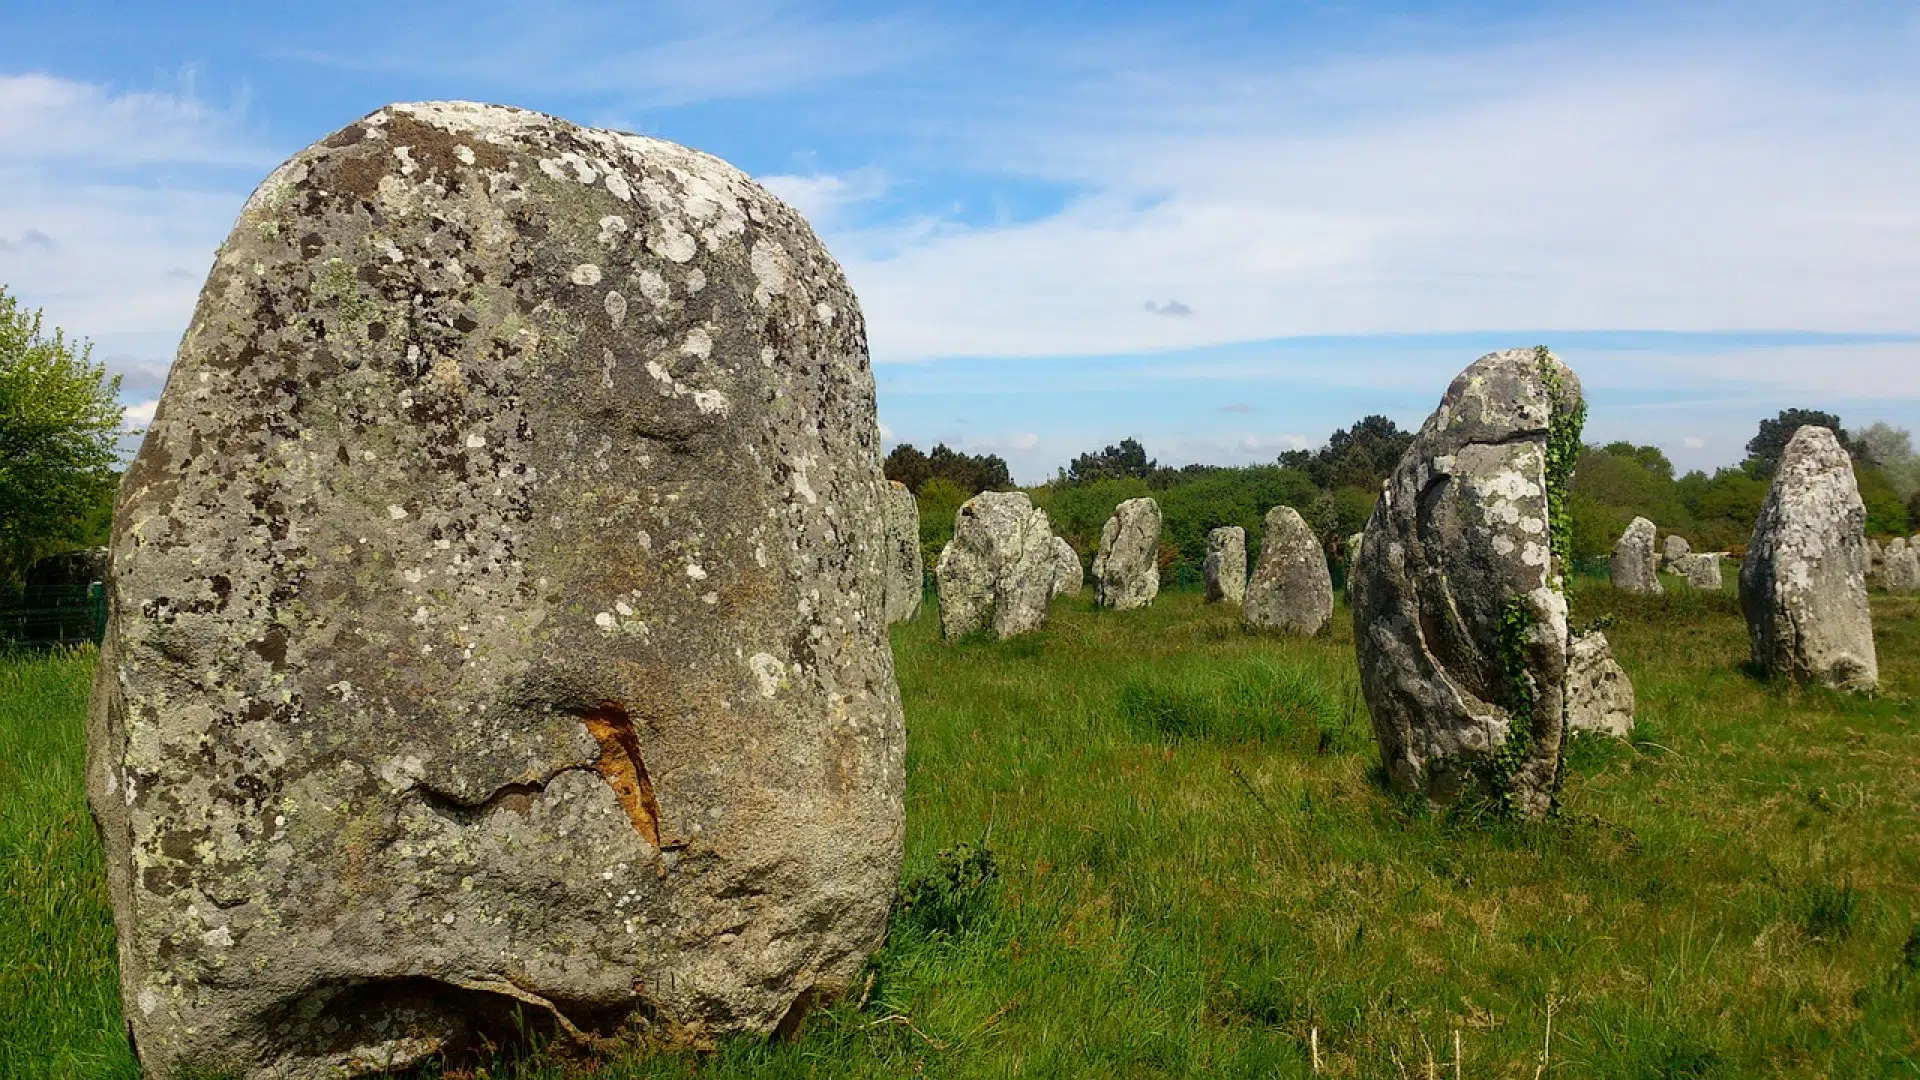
[87,102,905,1079]
[1739,425,1878,690]
[1351,347,1585,818]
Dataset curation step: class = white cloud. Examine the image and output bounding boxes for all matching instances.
[121,399,158,430]
[0,74,261,397]
[758,168,888,227]
[1682,436,1707,449]
[0,72,265,168]
[820,27,1920,366]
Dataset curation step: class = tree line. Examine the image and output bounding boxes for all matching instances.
[888,409,1920,590]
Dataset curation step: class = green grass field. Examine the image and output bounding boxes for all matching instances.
[4,582,1917,1078]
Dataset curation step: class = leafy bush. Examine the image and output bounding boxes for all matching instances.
[894,842,999,940]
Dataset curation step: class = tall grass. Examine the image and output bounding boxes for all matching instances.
[4,587,1918,1078]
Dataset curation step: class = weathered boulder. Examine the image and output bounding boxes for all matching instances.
[1352,347,1584,817]
[1243,507,1332,634]
[1092,497,1161,610]
[87,102,905,1080]
[1611,517,1662,594]
[934,491,1056,639]
[1739,426,1877,690]
[1674,552,1724,590]
[1882,543,1920,593]
[882,481,923,623]
[1661,533,1691,570]
[1203,526,1247,604]
[1050,535,1083,598]
[1566,632,1635,738]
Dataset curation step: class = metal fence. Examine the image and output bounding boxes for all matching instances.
[0,583,107,647]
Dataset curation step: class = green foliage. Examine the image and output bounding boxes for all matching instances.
[1854,461,1913,536]
[914,476,973,583]
[1537,346,1585,583]
[1277,414,1412,492]
[1029,466,1317,586]
[884,442,1011,495]
[894,842,999,940]
[0,289,123,589]
[1058,436,1156,486]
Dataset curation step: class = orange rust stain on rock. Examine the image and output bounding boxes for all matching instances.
[583,702,660,847]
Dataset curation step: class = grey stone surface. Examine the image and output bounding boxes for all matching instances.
[1661,533,1691,569]
[1673,552,1725,590]
[1345,531,1364,574]
[1203,526,1247,605]
[934,491,1056,639]
[1883,543,1920,593]
[87,102,905,1080]
[1351,348,1584,818]
[1092,497,1162,610]
[1566,632,1635,739]
[1243,507,1332,634]
[1739,426,1877,691]
[882,481,923,624]
[1050,535,1084,598]
[1611,517,1662,595]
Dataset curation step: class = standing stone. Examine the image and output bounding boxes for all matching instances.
[1352,348,1584,817]
[1565,632,1635,738]
[87,103,905,1080]
[1203,526,1247,604]
[1883,543,1920,593]
[1050,535,1084,598]
[934,491,1056,639]
[1611,517,1662,595]
[1091,497,1162,610]
[1345,531,1364,572]
[1673,552,1724,590]
[1661,533,1691,570]
[882,481,923,624]
[1243,507,1333,634]
[1739,426,1877,690]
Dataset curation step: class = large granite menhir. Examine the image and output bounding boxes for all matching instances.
[88,102,905,1080]
[1739,425,1877,690]
[1243,507,1332,634]
[1611,517,1661,595]
[1352,348,1584,818]
[883,481,923,623]
[1203,526,1246,605]
[1092,497,1162,610]
[934,491,1056,639]
[1050,535,1084,597]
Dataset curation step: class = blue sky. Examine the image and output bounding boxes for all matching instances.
[3,1,1918,482]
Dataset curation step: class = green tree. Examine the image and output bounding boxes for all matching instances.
[885,442,1011,495]
[1285,415,1414,492]
[1744,409,1849,479]
[1855,422,1919,501]
[1060,437,1156,486]
[0,288,123,588]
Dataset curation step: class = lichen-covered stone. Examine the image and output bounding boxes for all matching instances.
[1611,517,1662,595]
[934,491,1055,639]
[1661,533,1691,570]
[882,481,923,623]
[1352,348,1583,818]
[1884,544,1920,593]
[1092,497,1161,610]
[1203,526,1246,605]
[1674,552,1724,590]
[1345,531,1363,575]
[1566,632,1635,738]
[1739,426,1877,691]
[1243,508,1331,634]
[1050,535,1083,598]
[87,102,904,1080]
